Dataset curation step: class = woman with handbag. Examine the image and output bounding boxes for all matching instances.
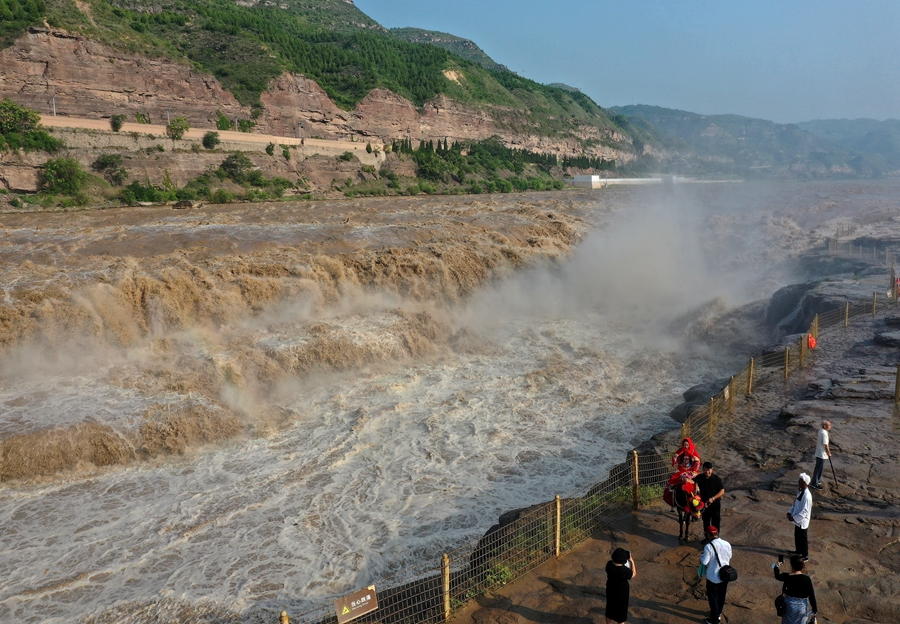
[773,554,818,624]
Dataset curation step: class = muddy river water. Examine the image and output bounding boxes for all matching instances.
[0,181,897,623]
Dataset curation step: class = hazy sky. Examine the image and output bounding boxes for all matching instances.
[354,0,900,123]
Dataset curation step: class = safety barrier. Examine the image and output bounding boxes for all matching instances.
[286,287,890,624]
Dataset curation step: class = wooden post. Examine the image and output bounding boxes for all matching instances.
[707,398,715,438]
[784,346,790,379]
[873,291,878,317]
[631,451,640,509]
[680,421,687,442]
[747,358,755,395]
[554,495,561,557]
[895,365,900,405]
[813,314,819,340]
[799,335,806,367]
[728,376,735,413]
[845,301,850,327]
[442,553,451,621]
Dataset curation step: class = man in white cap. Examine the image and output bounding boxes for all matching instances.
[786,472,813,561]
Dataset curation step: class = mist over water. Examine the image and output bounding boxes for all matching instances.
[1,181,896,623]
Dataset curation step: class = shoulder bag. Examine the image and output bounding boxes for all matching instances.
[712,541,738,582]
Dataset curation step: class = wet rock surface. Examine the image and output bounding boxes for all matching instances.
[456,280,900,624]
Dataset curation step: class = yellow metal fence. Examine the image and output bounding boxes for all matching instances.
[289,291,886,624]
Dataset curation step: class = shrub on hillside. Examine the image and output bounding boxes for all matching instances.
[202,131,221,149]
[0,98,39,134]
[110,114,127,132]
[91,153,128,186]
[166,116,189,140]
[41,158,86,194]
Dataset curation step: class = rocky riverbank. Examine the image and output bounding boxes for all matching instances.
[455,271,900,623]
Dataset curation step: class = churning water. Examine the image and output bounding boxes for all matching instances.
[1,181,897,623]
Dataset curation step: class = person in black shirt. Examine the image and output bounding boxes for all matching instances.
[605,547,636,623]
[773,554,818,623]
[695,462,725,535]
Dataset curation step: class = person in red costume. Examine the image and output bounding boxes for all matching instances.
[672,437,702,477]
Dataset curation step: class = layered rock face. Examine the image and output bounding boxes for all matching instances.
[0,29,631,162]
[0,29,245,129]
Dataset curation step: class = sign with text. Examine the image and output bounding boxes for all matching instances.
[334,585,378,624]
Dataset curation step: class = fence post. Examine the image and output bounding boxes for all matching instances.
[728,376,735,413]
[707,398,715,438]
[873,291,877,317]
[280,611,290,624]
[631,451,640,509]
[813,314,819,340]
[680,421,687,442]
[441,553,451,620]
[784,346,790,380]
[845,302,850,327]
[799,334,806,367]
[554,495,561,557]
[747,358,755,395]
[895,365,900,405]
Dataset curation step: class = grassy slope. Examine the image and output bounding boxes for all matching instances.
[0,0,635,150]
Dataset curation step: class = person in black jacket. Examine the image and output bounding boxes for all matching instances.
[695,462,725,535]
[605,547,636,623]
[773,554,818,624]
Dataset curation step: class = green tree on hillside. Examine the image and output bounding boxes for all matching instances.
[166,116,190,140]
[0,98,39,134]
[41,157,85,194]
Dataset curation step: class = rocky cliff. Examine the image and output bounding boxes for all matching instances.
[1,29,633,163]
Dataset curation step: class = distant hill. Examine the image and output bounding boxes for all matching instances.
[548,83,581,93]
[797,118,900,172]
[390,27,508,71]
[611,104,873,178]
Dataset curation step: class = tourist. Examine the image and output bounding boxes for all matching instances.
[605,547,636,623]
[811,420,832,490]
[695,461,725,535]
[786,473,813,561]
[773,554,818,624]
[698,525,732,624]
[672,437,701,477]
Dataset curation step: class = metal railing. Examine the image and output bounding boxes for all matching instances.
[288,288,888,624]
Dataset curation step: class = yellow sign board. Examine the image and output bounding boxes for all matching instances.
[334,585,378,624]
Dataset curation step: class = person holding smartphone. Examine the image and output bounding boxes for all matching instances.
[605,547,636,623]
[773,554,818,623]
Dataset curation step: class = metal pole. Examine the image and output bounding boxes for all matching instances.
[441,553,450,621]
[52,95,56,116]
[554,495,561,557]
[748,358,755,395]
[631,451,640,509]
